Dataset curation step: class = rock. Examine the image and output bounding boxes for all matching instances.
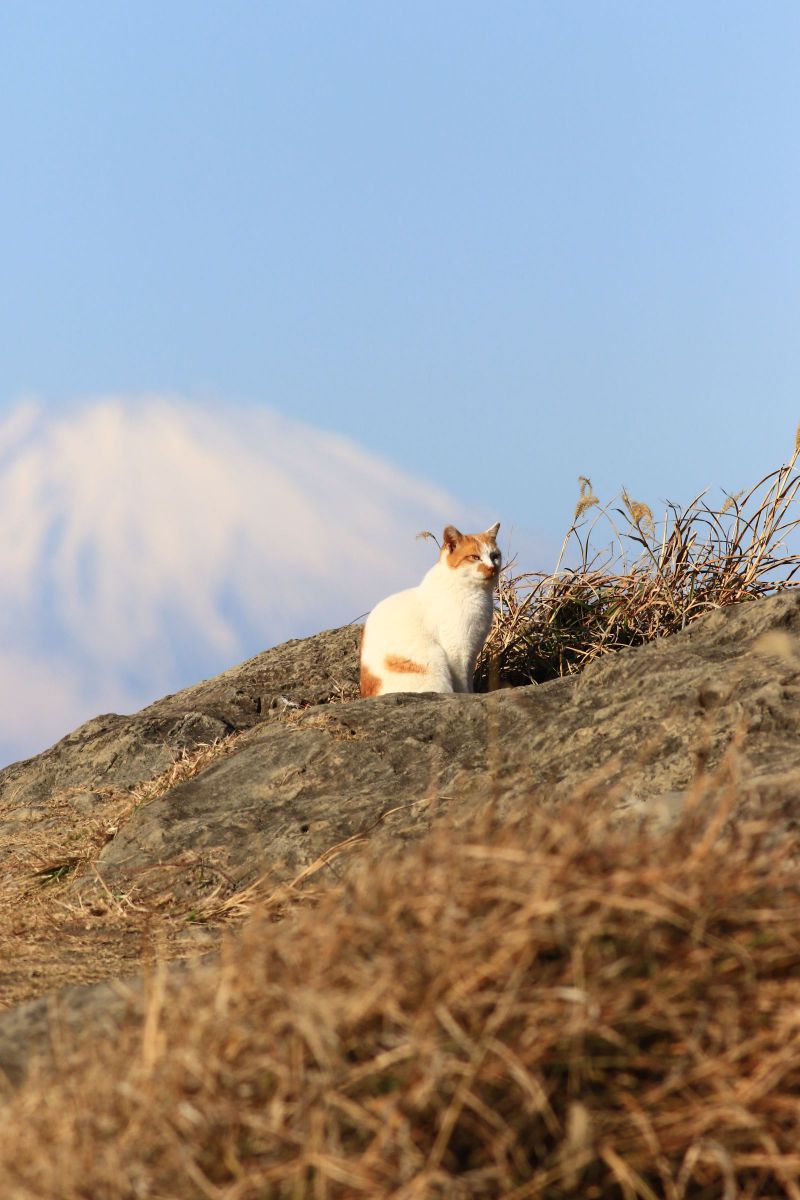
[0,624,361,832]
[0,977,143,1093]
[89,592,800,898]
[65,790,105,815]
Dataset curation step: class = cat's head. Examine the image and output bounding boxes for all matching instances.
[440,522,502,584]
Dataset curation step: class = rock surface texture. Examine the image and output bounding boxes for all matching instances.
[0,626,362,810]
[2,594,800,1089]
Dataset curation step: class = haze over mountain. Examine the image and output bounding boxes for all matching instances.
[0,396,477,766]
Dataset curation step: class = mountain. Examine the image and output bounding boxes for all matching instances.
[0,396,470,764]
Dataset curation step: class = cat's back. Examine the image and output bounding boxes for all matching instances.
[360,583,429,658]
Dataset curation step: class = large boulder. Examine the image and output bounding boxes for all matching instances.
[0,625,361,856]
[90,589,800,897]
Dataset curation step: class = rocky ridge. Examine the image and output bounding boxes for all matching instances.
[2,592,800,1091]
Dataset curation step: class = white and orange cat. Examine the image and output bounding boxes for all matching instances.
[360,522,501,696]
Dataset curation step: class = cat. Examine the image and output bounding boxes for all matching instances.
[360,522,501,697]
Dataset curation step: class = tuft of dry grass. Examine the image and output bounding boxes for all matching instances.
[1,761,799,1198]
[478,437,800,689]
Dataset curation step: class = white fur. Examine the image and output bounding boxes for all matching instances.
[360,526,500,695]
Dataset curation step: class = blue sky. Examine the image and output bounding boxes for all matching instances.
[2,2,800,761]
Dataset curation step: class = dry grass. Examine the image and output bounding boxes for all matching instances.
[1,758,799,1199]
[1,735,245,887]
[478,438,800,689]
[0,734,248,915]
[0,735,258,1008]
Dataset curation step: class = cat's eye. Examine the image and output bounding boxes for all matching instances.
[465,554,480,562]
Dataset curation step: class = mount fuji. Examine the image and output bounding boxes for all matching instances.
[0,396,473,766]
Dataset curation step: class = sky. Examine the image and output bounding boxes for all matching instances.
[2,2,800,764]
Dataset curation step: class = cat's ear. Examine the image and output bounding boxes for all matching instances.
[442,525,463,552]
[484,522,500,539]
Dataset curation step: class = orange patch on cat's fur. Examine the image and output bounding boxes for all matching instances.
[359,627,382,696]
[360,663,382,697]
[384,654,426,674]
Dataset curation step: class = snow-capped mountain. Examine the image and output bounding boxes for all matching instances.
[0,396,470,765]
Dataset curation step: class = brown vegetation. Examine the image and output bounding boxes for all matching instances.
[0,735,251,1007]
[1,755,799,1198]
[477,439,800,690]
